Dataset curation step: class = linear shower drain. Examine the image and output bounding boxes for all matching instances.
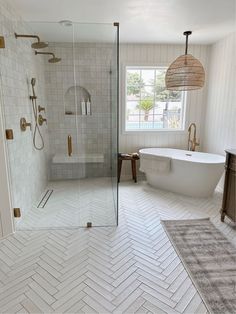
[37,190,53,208]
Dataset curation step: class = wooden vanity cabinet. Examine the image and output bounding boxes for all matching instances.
[221,149,236,222]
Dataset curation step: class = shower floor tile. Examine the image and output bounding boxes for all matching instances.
[16,177,117,230]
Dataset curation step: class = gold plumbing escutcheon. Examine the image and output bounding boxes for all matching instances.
[68,135,72,156]
[20,117,31,131]
[38,114,47,126]
[188,122,200,151]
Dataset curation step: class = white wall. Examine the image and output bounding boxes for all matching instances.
[202,33,236,155]
[119,43,210,176]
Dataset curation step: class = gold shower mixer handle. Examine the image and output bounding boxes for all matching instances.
[38,114,47,126]
[38,105,45,113]
[20,117,31,131]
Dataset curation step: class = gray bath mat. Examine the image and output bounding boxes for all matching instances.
[162,218,236,314]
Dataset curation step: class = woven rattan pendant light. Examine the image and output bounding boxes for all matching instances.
[165,31,205,91]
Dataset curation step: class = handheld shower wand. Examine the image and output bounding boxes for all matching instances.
[30,78,37,99]
[31,77,36,88]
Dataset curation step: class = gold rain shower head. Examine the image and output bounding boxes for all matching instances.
[35,51,62,63]
[49,56,62,63]
[14,33,48,49]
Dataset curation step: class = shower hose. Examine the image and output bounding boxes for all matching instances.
[31,78,44,150]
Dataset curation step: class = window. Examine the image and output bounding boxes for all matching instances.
[125,66,186,131]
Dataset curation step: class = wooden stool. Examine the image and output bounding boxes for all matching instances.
[118,153,140,183]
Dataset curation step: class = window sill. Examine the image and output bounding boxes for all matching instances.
[121,129,187,135]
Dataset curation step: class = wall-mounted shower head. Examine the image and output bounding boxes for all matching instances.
[48,56,62,63]
[31,41,48,49]
[35,51,61,63]
[15,33,48,49]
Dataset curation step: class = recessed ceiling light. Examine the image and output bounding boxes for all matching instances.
[59,20,73,27]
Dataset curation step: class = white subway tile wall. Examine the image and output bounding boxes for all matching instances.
[45,42,114,179]
[0,0,49,216]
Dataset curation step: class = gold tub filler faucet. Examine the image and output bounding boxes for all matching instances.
[188,123,200,151]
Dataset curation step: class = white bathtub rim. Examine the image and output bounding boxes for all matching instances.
[139,148,225,165]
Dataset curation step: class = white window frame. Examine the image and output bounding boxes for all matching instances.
[121,64,188,134]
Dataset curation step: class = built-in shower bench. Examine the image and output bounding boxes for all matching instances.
[52,153,104,164]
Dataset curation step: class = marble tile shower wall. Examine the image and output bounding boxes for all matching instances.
[0,0,49,216]
[45,43,113,179]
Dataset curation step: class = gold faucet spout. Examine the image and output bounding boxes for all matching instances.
[188,123,199,151]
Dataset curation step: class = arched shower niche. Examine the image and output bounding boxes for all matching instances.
[64,85,91,115]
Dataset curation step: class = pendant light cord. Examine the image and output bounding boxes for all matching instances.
[185,34,188,55]
[183,31,192,55]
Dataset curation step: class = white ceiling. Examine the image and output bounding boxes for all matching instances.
[10,0,236,44]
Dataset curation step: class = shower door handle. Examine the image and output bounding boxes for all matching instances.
[68,135,72,156]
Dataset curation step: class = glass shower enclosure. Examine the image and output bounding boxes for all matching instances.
[0,21,119,229]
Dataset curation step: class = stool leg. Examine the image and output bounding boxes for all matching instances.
[118,159,122,183]
[131,160,137,183]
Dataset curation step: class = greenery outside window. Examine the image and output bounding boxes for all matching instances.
[125,66,186,131]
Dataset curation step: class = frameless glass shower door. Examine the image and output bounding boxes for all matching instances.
[1,20,119,230]
[111,24,119,225]
[70,22,119,227]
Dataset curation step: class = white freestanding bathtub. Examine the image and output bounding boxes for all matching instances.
[139,148,225,197]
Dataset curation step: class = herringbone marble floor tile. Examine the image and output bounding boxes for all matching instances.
[1,180,236,313]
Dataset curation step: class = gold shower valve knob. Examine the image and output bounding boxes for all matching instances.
[38,114,47,126]
[20,118,31,131]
